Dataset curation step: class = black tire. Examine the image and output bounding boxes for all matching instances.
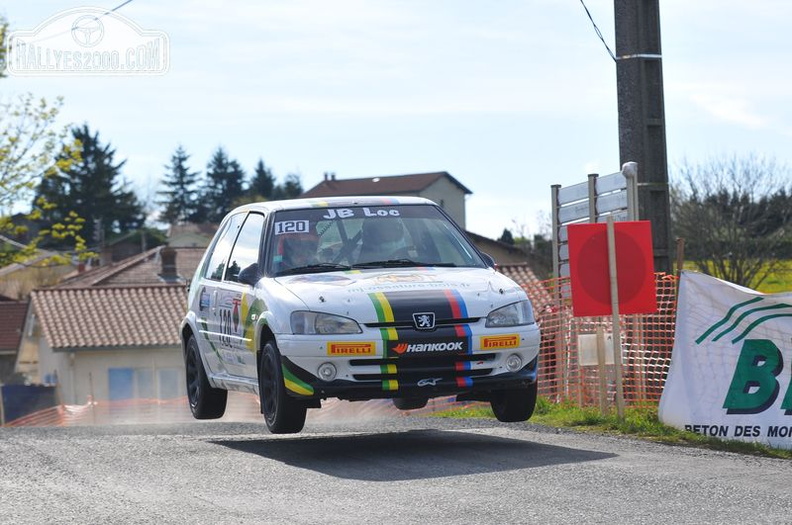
[259,340,307,434]
[490,381,537,423]
[392,397,428,410]
[185,334,227,419]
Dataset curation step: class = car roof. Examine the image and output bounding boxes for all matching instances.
[229,195,437,215]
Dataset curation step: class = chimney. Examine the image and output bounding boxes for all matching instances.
[160,246,178,280]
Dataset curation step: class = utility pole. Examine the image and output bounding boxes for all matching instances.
[614,0,673,274]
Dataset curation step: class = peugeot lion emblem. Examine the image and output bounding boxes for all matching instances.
[413,312,435,331]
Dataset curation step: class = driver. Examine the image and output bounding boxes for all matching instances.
[277,230,319,271]
[358,218,406,262]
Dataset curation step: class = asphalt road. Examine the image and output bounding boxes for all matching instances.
[1,416,790,524]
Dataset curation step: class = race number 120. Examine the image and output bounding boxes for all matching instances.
[274,220,310,235]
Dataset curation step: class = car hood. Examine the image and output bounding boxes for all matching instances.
[271,267,526,320]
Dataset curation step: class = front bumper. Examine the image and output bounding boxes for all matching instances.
[281,353,538,401]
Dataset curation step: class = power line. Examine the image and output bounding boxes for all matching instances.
[13,0,136,45]
[578,0,617,62]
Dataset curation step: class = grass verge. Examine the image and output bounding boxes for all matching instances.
[435,397,792,460]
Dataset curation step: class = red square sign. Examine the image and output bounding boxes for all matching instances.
[567,221,657,317]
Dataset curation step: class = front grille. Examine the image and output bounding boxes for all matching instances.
[349,352,497,382]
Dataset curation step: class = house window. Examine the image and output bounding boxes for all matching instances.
[108,367,184,400]
[158,368,182,399]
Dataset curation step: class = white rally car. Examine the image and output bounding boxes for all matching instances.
[181,196,541,433]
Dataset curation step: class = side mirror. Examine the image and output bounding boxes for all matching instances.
[238,263,260,285]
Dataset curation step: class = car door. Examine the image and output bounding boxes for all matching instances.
[220,212,265,379]
[196,212,246,376]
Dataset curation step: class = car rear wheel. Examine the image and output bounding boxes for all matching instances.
[259,340,307,434]
[490,381,537,422]
[392,397,428,410]
[185,334,227,419]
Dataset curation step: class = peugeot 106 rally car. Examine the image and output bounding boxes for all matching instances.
[181,196,541,433]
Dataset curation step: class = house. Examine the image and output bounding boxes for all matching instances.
[166,223,218,248]
[16,285,186,404]
[58,245,205,288]
[14,245,202,404]
[302,171,472,229]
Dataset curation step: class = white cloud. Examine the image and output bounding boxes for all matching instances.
[689,92,767,129]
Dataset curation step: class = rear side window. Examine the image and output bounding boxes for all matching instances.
[225,213,265,282]
[203,213,245,280]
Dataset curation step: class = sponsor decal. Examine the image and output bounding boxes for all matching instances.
[388,339,468,355]
[290,274,351,284]
[375,273,427,284]
[659,271,792,450]
[232,297,240,332]
[481,334,520,350]
[321,207,401,219]
[413,312,435,330]
[327,342,376,356]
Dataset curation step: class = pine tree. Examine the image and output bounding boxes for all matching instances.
[157,145,202,224]
[272,173,303,200]
[248,158,276,201]
[203,147,246,222]
[499,229,515,245]
[36,124,144,246]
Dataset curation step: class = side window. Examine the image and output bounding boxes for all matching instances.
[203,213,246,281]
[225,213,265,282]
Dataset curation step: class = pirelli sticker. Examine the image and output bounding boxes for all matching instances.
[480,334,520,350]
[327,342,376,356]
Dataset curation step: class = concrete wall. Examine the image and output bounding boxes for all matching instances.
[417,178,467,229]
[39,347,185,405]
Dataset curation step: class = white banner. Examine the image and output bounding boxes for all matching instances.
[659,271,792,450]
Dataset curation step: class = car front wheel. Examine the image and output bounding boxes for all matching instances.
[259,340,307,434]
[490,381,537,422]
[185,334,227,419]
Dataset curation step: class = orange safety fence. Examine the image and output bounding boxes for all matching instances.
[524,272,678,409]
[3,393,483,427]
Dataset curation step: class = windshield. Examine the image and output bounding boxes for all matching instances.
[266,203,486,276]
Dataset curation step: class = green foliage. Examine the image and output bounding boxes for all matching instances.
[499,228,515,245]
[0,92,94,267]
[437,398,792,459]
[272,173,303,200]
[203,146,246,222]
[157,145,202,224]
[36,124,144,247]
[0,15,6,78]
[248,158,276,201]
[671,154,792,288]
[758,260,792,293]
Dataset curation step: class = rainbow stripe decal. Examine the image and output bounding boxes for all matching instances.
[368,289,473,356]
[281,357,315,396]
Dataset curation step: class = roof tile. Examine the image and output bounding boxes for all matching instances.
[31,285,187,349]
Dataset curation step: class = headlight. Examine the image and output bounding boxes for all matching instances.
[290,311,362,335]
[485,301,535,328]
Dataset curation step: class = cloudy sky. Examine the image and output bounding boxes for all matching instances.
[4,1,791,239]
